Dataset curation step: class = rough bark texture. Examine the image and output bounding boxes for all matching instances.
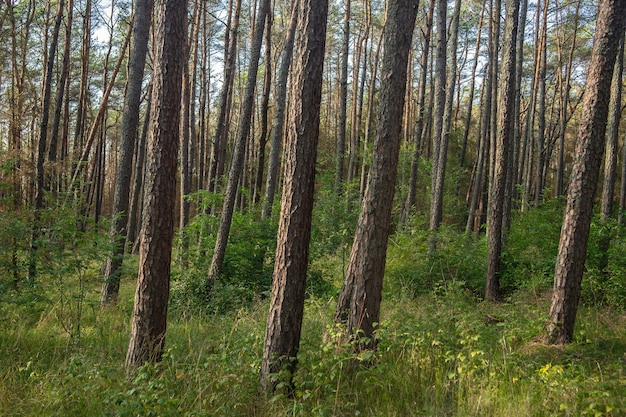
[335,0,350,193]
[547,0,626,345]
[597,33,623,271]
[126,0,186,372]
[428,0,447,236]
[259,0,328,395]
[485,0,520,302]
[101,0,153,306]
[262,2,298,219]
[335,0,419,349]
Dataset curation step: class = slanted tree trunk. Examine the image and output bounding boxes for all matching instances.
[253,11,272,206]
[459,1,485,169]
[485,0,520,302]
[597,33,624,272]
[127,86,152,254]
[555,0,581,197]
[47,0,73,168]
[126,0,187,372]
[208,0,241,196]
[403,0,435,224]
[334,0,419,349]
[262,2,298,219]
[73,0,91,161]
[547,0,626,345]
[29,0,65,282]
[207,0,270,286]
[259,0,328,394]
[101,0,153,306]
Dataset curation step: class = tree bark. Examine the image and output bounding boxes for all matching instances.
[403,0,435,224]
[547,0,626,345]
[428,0,447,239]
[334,0,419,349]
[208,0,241,196]
[262,2,298,219]
[597,33,624,272]
[101,0,154,306]
[485,0,520,302]
[126,0,187,372]
[259,0,328,395]
[29,0,65,282]
[335,0,350,194]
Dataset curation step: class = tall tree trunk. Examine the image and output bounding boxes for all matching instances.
[534,0,548,204]
[485,0,520,302]
[597,33,624,272]
[334,0,419,349]
[335,0,350,194]
[428,0,447,241]
[101,0,154,306]
[29,0,65,282]
[127,86,152,254]
[207,0,270,286]
[47,0,73,168]
[403,0,435,224]
[73,0,91,161]
[459,1,485,169]
[547,0,626,345]
[208,0,241,196]
[556,0,581,197]
[253,11,272,206]
[347,2,369,187]
[262,2,298,219]
[126,0,187,372]
[258,0,328,394]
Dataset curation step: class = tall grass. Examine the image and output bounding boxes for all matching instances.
[1,200,626,416]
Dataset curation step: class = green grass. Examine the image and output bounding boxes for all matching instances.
[1,269,625,416]
[2,200,626,416]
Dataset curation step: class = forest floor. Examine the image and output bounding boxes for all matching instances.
[1,264,625,416]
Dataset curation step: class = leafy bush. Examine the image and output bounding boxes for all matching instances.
[385,223,488,298]
[500,199,564,294]
[171,192,277,313]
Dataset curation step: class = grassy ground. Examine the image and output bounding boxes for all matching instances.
[1,266,625,417]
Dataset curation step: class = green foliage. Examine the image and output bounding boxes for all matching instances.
[385,222,488,298]
[171,196,277,313]
[500,199,565,295]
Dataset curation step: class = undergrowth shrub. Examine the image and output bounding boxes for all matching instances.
[171,198,277,313]
[500,198,564,294]
[385,222,488,298]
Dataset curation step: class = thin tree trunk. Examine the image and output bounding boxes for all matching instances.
[335,0,351,194]
[73,0,91,161]
[29,0,65,282]
[101,0,153,305]
[403,0,435,224]
[534,0,548,204]
[208,0,241,196]
[262,2,298,219]
[253,12,272,206]
[207,0,270,286]
[127,86,152,253]
[428,0,447,243]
